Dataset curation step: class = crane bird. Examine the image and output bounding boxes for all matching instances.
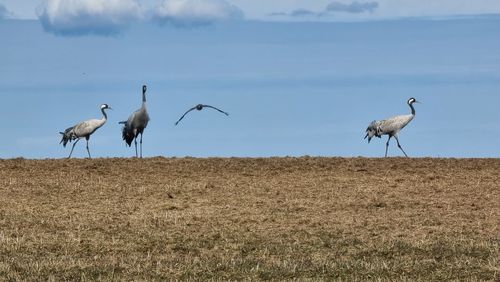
[59,104,112,159]
[365,97,420,157]
[175,104,229,125]
[120,85,150,158]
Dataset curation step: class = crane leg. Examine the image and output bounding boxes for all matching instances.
[140,133,143,158]
[86,138,92,159]
[68,139,80,159]
[394,135,408,157]
[385,136,391,158]
[134,138,138,158]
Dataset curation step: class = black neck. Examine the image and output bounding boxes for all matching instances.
[101,108,108,119]
[409,103,415,115]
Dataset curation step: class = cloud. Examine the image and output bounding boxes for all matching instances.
[270,1,378,19]
[268,12,287,17]
[0,3,11,19]
[269,8,319,18]
[326,1,379,14]
[36,0,142,36]
[34,0,245,35]
[153,0,244,27]
[290,9,317,17]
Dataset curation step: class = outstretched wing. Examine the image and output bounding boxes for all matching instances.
[175,107,197,125]
[202,105,229,116]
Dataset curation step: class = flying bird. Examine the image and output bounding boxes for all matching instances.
[120,85,150,158]
[175,104,229,125]
[60,104,112,159]
[365,97,419,157]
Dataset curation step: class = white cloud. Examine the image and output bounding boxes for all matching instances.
[36,0,142,36]
[153,0,244,27]
[19,0,500,30]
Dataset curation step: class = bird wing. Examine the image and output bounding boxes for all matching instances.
[378,114,414,135]
[139,108,150,126]
[175,107,197,125]
[72,119,104,137]
[125,110,138,126]
[126,107,149,128]
[202,105,229,116]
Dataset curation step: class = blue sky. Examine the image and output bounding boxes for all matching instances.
[0,0,499,158]
[3,0,500,20]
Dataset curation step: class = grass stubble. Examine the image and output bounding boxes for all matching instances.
[0,157,498,280]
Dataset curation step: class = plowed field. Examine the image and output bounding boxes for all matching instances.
[0,157,498,280]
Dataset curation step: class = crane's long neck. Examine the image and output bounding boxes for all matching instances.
[101,108,108,121]
[141,90,148,112]
[409,103,415,116]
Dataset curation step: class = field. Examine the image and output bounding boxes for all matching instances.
[0,157,498,280]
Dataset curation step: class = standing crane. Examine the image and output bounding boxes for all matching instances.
[364,97,419,157]
[175,104,229,125]
[60,104,112,159]
[120,85,150,158]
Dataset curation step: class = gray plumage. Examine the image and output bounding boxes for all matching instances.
[120,85,150,158]
[60,104,112,159]
[175,104,229,126]
[365,97,419,157]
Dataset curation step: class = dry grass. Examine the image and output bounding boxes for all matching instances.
[0,157,498,280]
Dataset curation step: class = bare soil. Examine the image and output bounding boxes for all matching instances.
[0,157,498,280]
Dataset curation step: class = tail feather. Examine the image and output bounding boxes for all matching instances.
[365,120,382,143]
[60,126,75,147]
[121,123,135,147]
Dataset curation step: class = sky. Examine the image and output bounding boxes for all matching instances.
[0,0,499,159]
[3,0,500,20]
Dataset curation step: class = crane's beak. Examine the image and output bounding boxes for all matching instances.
[108,107,113,110]
[415,100,422,104]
